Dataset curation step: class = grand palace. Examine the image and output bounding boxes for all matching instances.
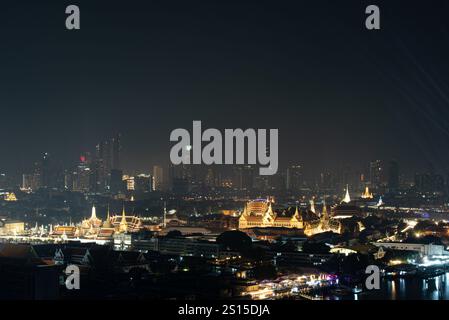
[238,185,380,236]
[238,184,374,236]
[52,205,143,240]
[238,198,342,236]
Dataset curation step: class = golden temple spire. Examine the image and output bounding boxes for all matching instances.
[121,205,126,221]
[361,186,373,199]
[310,198,316,214]
[294,206,302,222]
[119,204,128,233]
[91,205,97,220]
[102,204,113,229]
[342,185,351,204]
[321,199,328,220]
[267,201,274,216]
[242,203,248,216]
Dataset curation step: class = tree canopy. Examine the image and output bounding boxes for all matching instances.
[217,230,252,251]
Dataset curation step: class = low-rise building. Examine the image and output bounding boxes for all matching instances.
[0,219,25,235]
[372,242,449,256]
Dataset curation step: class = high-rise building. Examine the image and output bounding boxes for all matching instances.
[96,140,111,172]
[253,175,269,192]
[110,169,125,194]
[319,172,332,190]
[40,152,51,188]
[95,134,122,191]
[233,165,254,191]
[71,156,91,192]
[286,165,303,192]
[22,173,40,191]
[37,153,63,189]
[172,177,189,194]
[388,160,399,193]
[414,172,444,193]
[123,175,135,191]
[0,173,7,189]
[135,174,153,193]
[204,167,215,188]
[89,159,104,193]
[169,163,192,191]
[153,165,164,191]
[111,133,122,170]
[369,160,384,189]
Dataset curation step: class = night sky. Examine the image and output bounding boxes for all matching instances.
[1,0,449,177]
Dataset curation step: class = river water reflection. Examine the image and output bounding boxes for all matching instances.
[335,273,449,300]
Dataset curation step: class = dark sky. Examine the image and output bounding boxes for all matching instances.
[1,0,449,176]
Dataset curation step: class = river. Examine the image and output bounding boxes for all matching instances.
[333,273,449,300]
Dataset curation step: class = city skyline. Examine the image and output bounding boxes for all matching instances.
[2,0,449,304]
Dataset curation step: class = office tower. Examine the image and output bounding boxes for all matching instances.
[204,167,215,188]
[40,152,51,188]
[64,170,73,191]
[169,163,192,190]
[22,160,42,191]
[111,133,122,170]
[95,133,122,191]
[286,165,303,191]
[388,160,399,193]
[110,169,125,194]
[319,172,332,190]
[36,153,63,189]
[254,175,269,192]
[0,173,6,189]
[70,156,91,192]
[96,140,111,172]
[123,175,135,191]
[22,173,40,191]
[153,165,164,191]
[89,160,104,193]
[79,155,91,190]
[414,172,444,193]
[233,165,254,191]
[202,166,224,189]
[172,177,189,194]
[95,140,110,190]
[369,160,384,189]
[134,174,153,193]
[268,169,285,192]
[78,152,92,165]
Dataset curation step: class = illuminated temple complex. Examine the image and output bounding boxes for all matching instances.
[239,198,342,236]
[238,200,303,229]
[52,205,142,240]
